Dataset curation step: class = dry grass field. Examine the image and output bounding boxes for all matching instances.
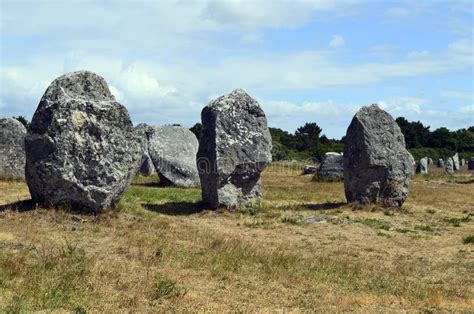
[0,163,473,312]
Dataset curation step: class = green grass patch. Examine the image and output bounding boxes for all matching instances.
[1,242,90,312]
[462,235,474,244]
[281,217,303,225]
[414,224,434,232]
[235,206,264,216]
[151,275,185,300]
[443,215,471,227]
[355,218,392,231]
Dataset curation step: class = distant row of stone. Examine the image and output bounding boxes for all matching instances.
[306,151,473,180]
[1,70,471,213]
[415,154,473,175]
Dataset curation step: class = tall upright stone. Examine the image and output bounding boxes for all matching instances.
[0,118,27,180]
[460,159,466,166]
[416,157,429,174]
[468,157,474,170]
[197,89,272,209]
[445,157,455,175]
[318,152,344,181]
[428,158,433,165]
[25,71,140,212]
[437,158,444,168]
[452,153,460,171]
[148,125,200,187]
[344,104,412,208]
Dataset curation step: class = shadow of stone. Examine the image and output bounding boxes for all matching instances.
[0,199,38,212]
[132,182,166,188]
[457,179,474,185]
[302,202,347,211]
[142,202,206,216]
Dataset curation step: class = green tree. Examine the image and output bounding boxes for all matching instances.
[189,123,202,140]
[295,122,322,156]
[395,117,430,148]
[428,127,457,151]
[13,116,29,129]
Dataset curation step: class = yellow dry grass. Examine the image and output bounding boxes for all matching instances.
[0,164,473,312]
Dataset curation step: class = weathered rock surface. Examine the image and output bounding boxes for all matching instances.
[147,125,200,187]
[445,157,455,175]
[303,165,318,175]
[452,153,460,171]
[134,123,155,177]
[428,158,433,165]
[437,158,444,168]
[344,104,412,208]
[416,157,428,174]
[408,152,416,175]
[0,118,27,179]
[25,71,140,212]
[318,152,344,181]
[468,157,474,170]
[461,159,465,166]
[197,89,272,209]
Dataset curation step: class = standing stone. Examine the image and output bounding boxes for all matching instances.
[445,158,455,175]
[25,71,140,212]
[428,158,433,165]
[452,153,460,171]
[0,118,27,180]
[147,125,200,187]
[197,89,272,209]
[416,157,429,174]
[318,152,344,181]
[468,157,474,170]
[460,159,465,166]
[344,104,412,208]
[408,152,416,175]
[134,123,155,177]
[437,158,444,168]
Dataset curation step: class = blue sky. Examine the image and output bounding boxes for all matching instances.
[0,0,472,138]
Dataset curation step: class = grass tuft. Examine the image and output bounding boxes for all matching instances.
[462,235,474,244]
[355,218,391,231]
[151,276,185,300]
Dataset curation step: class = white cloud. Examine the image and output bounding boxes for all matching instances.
[202,0,365,29]
[407,50,430,59]
[329,35,345,48]
[440,90,473,100]
[378,96,427,115]
[459,105,474,113]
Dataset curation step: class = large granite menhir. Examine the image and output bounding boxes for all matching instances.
[25,71,140,212]
[344,104,412,208]
[318,152,344,181]
[445,157,455,174]
[416,157,428,174]
[0,118,27,180]
[468,157,474,170]
[452,153,460,171]
[148,125,200,187]
[197,89,272,209]
[134,124,200,186]
[437,158,444,168]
